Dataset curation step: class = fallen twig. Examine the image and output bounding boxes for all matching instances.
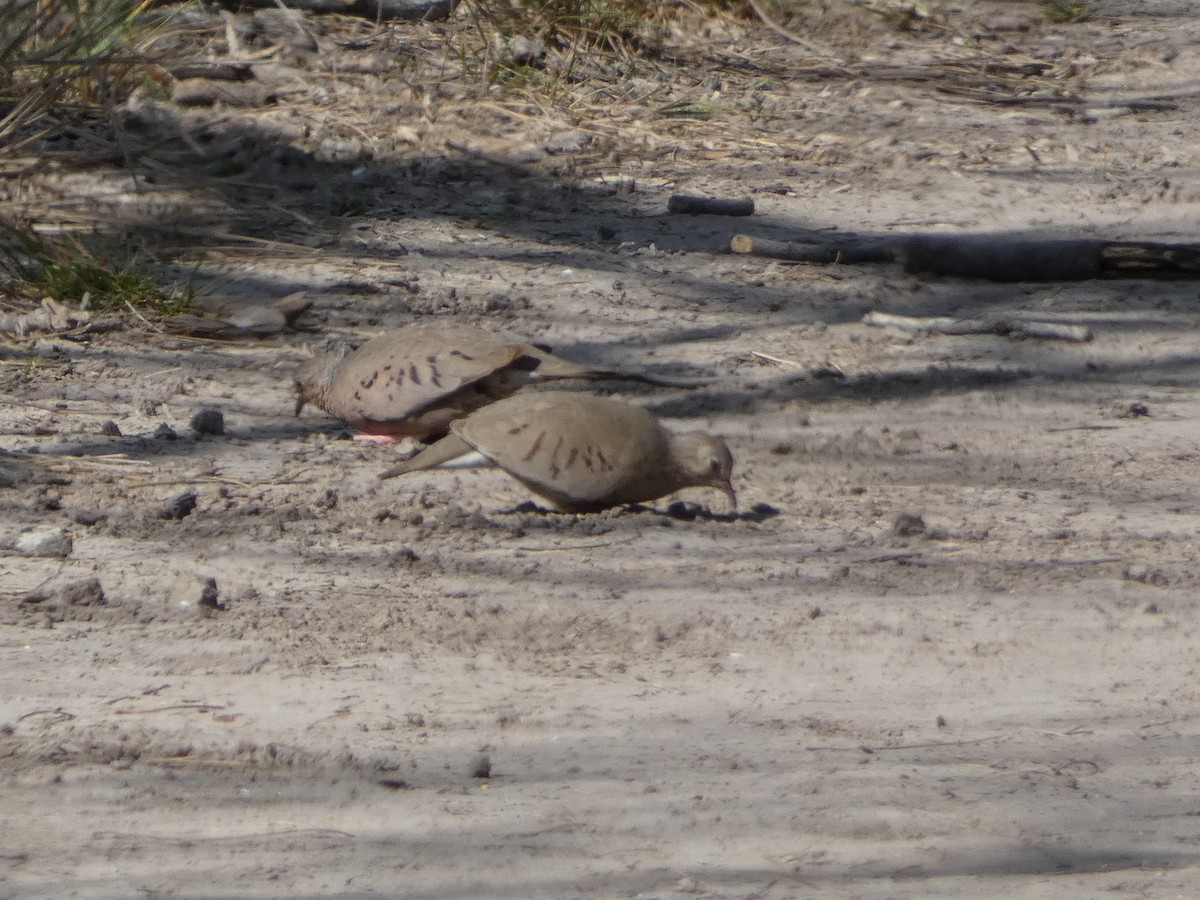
[750,350,805,369]
[733,233,1200,282]
[0,297,96,337]
[730,234,890,264]
[171,79,279,108]
[114,703,225,715]
[862,311,1092,343]
[806,735,1004,752]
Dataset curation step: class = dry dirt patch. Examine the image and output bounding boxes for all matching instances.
[3,1,1200,897]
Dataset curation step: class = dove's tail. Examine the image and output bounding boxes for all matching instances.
[378,433,482,480]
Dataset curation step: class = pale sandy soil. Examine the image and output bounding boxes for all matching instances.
[3,1,1200,897]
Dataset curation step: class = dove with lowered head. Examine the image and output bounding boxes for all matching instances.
[378,391,736,513]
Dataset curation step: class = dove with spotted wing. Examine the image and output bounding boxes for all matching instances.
[378,391,736,513]
[295,323,668,442]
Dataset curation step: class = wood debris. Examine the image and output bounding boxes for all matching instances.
[862,311,1092,343]
[732,234,1200,282]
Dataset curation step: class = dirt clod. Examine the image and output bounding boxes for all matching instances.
[161,488,198,520]
[892,512,927,537]
[469,754,491,779]
[198,577,227,612]
[190,408,226,435]
[13,527,73,558]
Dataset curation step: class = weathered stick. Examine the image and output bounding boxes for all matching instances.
[669,195,755,217]
[1101,241,1200,276]
[892,236,1103,282]
[734,234,1103,280]
[863,311,1092,343]
[730,234,891,263]
[167,62,254,82]
[734,233,1200,281]
[171,79,277,108]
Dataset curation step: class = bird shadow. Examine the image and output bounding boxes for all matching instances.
[497,500,780,524]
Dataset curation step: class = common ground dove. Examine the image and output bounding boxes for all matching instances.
[294,323,652,441]
[378,391,736,513]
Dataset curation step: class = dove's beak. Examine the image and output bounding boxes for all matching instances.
[715,478,737,511]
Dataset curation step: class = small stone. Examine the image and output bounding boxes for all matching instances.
[893,512,927,537]
[1124,565,1169,587]
[72,509,107,526]
[161,487,198,520]
[15,527,73,558]
[545,129,591,154]
[1119,402,1150,418]
[198,576,227,612]
[55,577,106,607]
[666,500,703,521]
[189,408,225,436]
[153,422,178,441]
[506,35,545,67]
[469,753,491,779]
[100,420,122,436]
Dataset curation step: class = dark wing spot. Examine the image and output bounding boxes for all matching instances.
[382,364,392,371]
[430,362,442,388]
[409,364,421,385]
[450,349,474,361]
[354,390,362,400]
[522,431,546,462]
[361,370,378,389]
[596,448,611,471]
[388,393,394,401]
[506,423,530,436]
[566,447,578,469]
[548,436,565,479]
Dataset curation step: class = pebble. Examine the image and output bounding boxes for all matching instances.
[190,408,225,436]
[161,487,198,520]
[15,527,73,558]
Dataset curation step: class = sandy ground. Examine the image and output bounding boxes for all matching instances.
[3,1,1200,896]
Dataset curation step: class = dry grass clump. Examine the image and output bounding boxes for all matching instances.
[1039,1,1091,23]
[0,222,193,317]
[0,2,191,317]
[0,0,163,153]
[466,0,663,54]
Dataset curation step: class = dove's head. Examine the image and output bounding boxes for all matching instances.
[293,344,350,416]
[672,431,737,510]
